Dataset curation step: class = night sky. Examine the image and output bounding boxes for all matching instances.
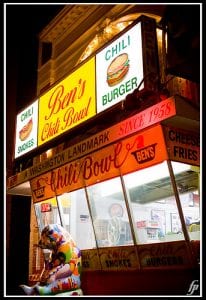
[6,3,64,111]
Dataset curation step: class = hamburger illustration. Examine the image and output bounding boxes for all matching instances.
[19,118,33,141]
[107,53,130,87]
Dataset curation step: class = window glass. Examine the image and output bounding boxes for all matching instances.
[123,161,188,244]
[86,177,134,247]
[171,162,200,241]
[34,197,61,232]
[57,189,96,250]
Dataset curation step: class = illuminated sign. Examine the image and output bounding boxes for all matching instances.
[95,15,158,113]
[163,126,200,166]
[13,16,159,157]
[96,22,144,113]
[14,100,38,158]
[30,125,168,202]
[7,98,176,189]
[38,57,96,146]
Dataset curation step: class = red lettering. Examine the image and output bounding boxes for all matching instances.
[82,157,92,179]
[36,136,140,193]
[44,79,86,121]
[41,119,60,141]
[77,78,86,98]
[45,85,63,120]
[62,97,91,130]
[61,87,77,109]
[150,244,173,256]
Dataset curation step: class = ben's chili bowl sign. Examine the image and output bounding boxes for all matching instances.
[38,57,96,146]
[96,22,144,113]
[31,125,168,202]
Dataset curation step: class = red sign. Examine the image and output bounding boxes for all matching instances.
[136,221,146,228]
[41,203,52,212]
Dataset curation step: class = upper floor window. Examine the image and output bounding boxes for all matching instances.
[41,42,52,65]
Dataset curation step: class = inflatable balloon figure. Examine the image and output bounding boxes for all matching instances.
[20,224,82,296]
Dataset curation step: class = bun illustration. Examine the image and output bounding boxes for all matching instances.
[19,118,33,141]
[107,53,129,87]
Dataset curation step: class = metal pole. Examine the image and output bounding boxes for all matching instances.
[120,175,138,245]
[167,160,190,242]
[84,186,103,270]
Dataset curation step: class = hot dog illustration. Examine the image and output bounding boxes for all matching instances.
[19,118,33,141]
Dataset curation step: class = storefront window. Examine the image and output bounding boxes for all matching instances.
[34,162,200,250]
[123,161,200,244]
[171,162,200,241]
[57,189,96,250]
[86,177,134,248]
[34,197,61,232]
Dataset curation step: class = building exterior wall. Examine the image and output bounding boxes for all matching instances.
[6,4,200,295]
[37,5,166,94]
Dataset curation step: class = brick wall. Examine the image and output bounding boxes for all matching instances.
[28,203,44,283]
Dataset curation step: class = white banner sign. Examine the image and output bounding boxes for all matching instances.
[96,22,144,113]
[14,100,39,158]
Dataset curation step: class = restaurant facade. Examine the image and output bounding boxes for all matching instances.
[6,4,201,295]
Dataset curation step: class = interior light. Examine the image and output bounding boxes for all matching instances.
[124,161,168,188]
[94,177,122,197]
[171,161,192,174]
[124,161,192,188]
[95,162,193,197]
[46,149,53,158]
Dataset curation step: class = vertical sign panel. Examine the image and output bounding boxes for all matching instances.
[96,22,144,113]
[163,126,200,166]
[14,100,39,158]
[38,57,96,146]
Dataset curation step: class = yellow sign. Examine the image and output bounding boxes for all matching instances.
[38,57,96,146]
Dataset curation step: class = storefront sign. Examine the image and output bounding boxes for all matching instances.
[164,126,200,166]
[137,241,193,268]
[13,16,159,157]
[81,249,101,270]
[80,242,195,271]
[7,97,176,190]
[30,125,168,202]
[38,57,96,146]
[99,246,139,270]
[96,22,143,113]
[96,16,158,113]
[14,100,39,158]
